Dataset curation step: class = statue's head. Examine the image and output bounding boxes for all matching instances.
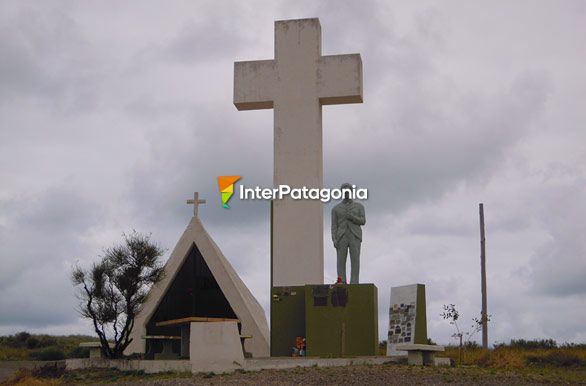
[340,182,352,200]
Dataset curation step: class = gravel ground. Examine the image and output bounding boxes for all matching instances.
[103,363,586,386]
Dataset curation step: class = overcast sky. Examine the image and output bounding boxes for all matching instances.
[1,0,585,346]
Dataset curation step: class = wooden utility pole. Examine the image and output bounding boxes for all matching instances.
[479,203,488,349]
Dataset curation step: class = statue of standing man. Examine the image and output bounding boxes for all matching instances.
[331,183,366,284]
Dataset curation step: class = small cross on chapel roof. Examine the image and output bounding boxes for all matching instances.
[186,192,206,218]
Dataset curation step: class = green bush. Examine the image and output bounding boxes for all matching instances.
[1,331,32,348]
[464,341,480,349]
[493,339,558,350]
[30,347,65,361]
[15,331,31,344]
[38,335,57,347]
[26,337,40,349]
[509,339,558,350]
[68,346,90,358]
[561,342,586,349]
[527,350,586,368]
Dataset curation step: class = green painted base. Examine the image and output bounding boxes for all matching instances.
[271,286,306,357]
[271,284,378,357]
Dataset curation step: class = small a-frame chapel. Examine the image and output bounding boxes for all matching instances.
[126,193,269,359]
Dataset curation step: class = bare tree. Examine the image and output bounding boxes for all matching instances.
[71,231,165,358]
[441,304,491,365]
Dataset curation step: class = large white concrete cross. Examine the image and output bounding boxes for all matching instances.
[234,18,363,287]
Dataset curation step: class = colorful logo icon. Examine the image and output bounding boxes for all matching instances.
[217,176,241,208]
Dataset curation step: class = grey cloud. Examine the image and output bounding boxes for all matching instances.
[529,178,586,297]
[404,214,475,237]
[0,5,99,112]
[165,20,248,64]
[0,263,79,327]
[124,82,274,226]
[323,70,552,217]
[0,187,101,289]
[403,204,534,238]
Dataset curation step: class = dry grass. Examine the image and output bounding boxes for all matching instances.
[0,334,95,361]
[0,348,28,361]
[3,368,62,386]
[443,345,586,369]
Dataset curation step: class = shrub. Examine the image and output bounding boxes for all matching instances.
[32,363,66,378]
[26,337,40,349]
[509,339,558,350]
[561,342,586,349]
[71,231,165,358]
[30,347,65,361]
[464,341,479,349]
[1,331,32,348]
[38,335,57,347]
[68,346,90,359]
[527,350,586,368]
[15,331,31,344]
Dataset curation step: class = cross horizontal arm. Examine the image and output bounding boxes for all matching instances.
[234,59,277,110]
[318,54,363,105]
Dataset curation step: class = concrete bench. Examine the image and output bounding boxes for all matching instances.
[395,344,445,366]
[79,342,114,359]
[143,335,182,359]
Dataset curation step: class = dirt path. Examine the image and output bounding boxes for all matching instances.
[107,363,586,385]
[3,361,585,385]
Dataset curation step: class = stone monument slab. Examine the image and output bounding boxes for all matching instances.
[387,284,428,356]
